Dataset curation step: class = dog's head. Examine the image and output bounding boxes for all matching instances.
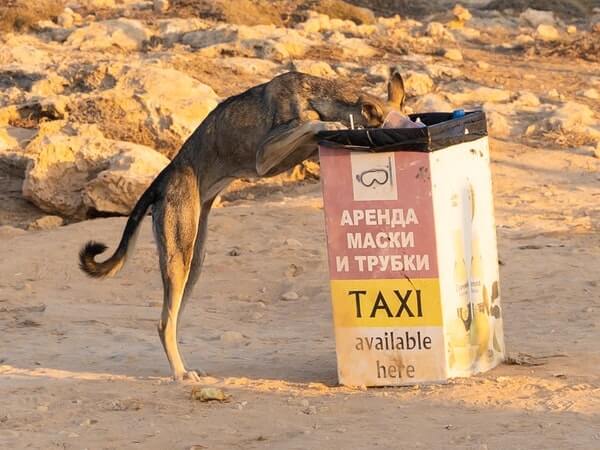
[358,70,406,127]
[308,70,406,129]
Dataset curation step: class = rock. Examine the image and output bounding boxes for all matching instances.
[426,22,455,41]
[477,61,490,70]
[582,88,600,100]
[484,110,511,138]
[403,72,434,96]
[27,215,63,231]
[117,65,218,141]
[284,238,303,249]
[292,60,336,78]
[191,387,230,402]
[220,331,245,346]
[594,142,600,158]
[153,0,169,13]
[23,128,169,218]
[77,0,117,7]
[453,5,472,22]
[447,86,511,105]
[520,9,555,27]
[182,26,238,49]
[157,18,208,45]
[547,88,561,99]
[328,33,376,58]
[413,93,452,113]
[535,24,560,42]
[567,25,577,34]
[0,226,27,239]
[183,25,312,59]
[297,16,322,34]
[515,34,535,45]
[67,19,152,51]
[58,10,75,29]
[281,291,299,301]
[0,127,37,152]
[302,406,318,415]
[514,91,540,107]
[547,102,597,130]
[443,49,463,61]
[214,57,278,77]
[83,146,170,215]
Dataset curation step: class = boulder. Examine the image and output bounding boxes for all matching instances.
[22,129,169,218]
[67,19,152,51]
[403,71,434,96]
[535,24,560,42]
[519,9,555,27]
[291,60,336,78]
[114,65,219,143]
[84,146,170,215]
[447,86,512,105]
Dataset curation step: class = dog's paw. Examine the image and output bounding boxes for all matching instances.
[173,368,207,383]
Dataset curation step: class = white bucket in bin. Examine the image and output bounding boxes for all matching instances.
[318,111,505,386]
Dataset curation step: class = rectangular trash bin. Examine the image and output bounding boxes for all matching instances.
[318,111,505,386]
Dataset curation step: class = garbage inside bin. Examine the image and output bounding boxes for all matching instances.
[317,110,505,387]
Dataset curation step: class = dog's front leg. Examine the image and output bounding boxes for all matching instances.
[256,120,344,177]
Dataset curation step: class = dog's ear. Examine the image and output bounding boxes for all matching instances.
[387,70,405,109]
[360,96,384,126]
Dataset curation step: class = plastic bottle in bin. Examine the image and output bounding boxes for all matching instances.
[382,110,426,128]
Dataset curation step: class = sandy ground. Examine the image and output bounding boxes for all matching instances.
[1,135,599,449]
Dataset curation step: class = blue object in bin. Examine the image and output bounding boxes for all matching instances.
[452,109,465,119]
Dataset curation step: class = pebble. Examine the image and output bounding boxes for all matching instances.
[191,387,230,402]
[567,25,577,34]
[284,238,302,249]
[302,406,318,415]
[27,215,64,231]
[453,5,472,22]
[281,291,299,301]
[220,331,245,345]
[536,24,560,41]
[582,88,599,100]
[444,49,463,61]
[153,0,170,13]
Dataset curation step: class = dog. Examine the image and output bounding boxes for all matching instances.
[79,70,406,381]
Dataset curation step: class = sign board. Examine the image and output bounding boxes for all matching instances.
[319,136,505,386]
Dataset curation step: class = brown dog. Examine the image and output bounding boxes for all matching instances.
[79,71,406,381]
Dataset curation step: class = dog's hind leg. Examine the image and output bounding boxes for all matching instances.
[175,195,216,376]
[153,167,202,382]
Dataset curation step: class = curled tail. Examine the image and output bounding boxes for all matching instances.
[79,177,160,278]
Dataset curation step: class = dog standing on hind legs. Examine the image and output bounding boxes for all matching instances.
[79,71,406,382]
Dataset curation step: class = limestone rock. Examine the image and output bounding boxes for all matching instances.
[22,129,169,218]
[535,24,560,42]
[292,60,336,78]
[403,72,434,96]
[67,19,152,51]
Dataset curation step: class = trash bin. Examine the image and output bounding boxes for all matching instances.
[317,110,505,387]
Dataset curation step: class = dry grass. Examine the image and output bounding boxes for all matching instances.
[0,0,64,33]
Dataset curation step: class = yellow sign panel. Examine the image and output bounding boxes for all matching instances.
[330,278,442,328]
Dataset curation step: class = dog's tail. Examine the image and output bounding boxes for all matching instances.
[79,175,161,278]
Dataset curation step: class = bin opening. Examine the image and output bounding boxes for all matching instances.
[317,110,487,152]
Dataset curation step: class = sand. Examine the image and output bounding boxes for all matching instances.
[1,135,599,449]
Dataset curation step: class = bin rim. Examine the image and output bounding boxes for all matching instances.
[317,110,488,152]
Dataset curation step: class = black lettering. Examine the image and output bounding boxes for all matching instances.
[377,360,387,378]
[370,292,393,318]
[407,365,415,378]
[416,289,423,317]
[355,337,364,351]
[394,290,414,317]
[349,290,367,318]
[423,336,432,349]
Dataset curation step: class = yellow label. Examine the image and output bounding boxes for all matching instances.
[330,278,442,328]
